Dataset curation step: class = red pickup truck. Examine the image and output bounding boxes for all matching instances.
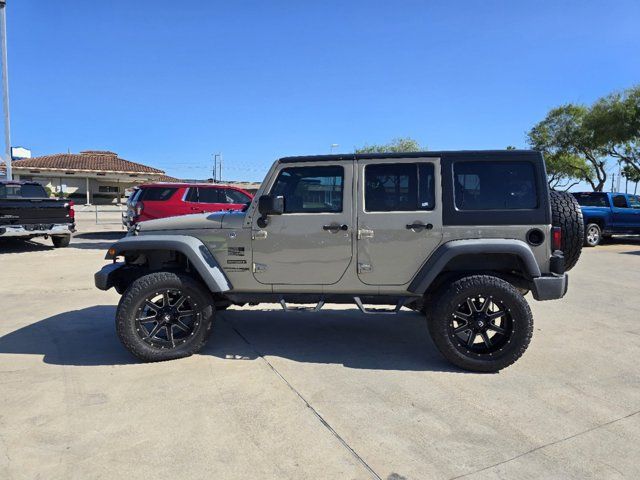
[124,183,253,227]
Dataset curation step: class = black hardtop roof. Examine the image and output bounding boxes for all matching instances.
[279,149,541,163]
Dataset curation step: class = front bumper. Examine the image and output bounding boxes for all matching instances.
[94,262,125,291]
[531,274,568,301]
[0,223,75,238]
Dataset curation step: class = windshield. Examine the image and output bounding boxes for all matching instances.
[572,192,609,207]
[0,183,48,199]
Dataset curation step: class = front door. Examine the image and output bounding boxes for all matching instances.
[356,158,443,285]
[251,162,353,285]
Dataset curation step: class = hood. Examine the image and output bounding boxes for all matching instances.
[137,211,246,233]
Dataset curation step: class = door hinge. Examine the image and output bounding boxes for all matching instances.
[358,263,372,273]
[357,229,374,239]
[252,230,268,240]
[253,262,268,273]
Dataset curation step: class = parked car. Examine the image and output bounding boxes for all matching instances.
[0,180,75,247]
[96,150,584,372]
[572,192,640,246]
[123,183,253,227]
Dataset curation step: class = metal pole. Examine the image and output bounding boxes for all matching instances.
[219,153,222,183]
[0,1,11,180]
[214,153,221,183]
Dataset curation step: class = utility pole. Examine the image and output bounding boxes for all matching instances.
[217,153,222,183]
[214,153,222,183]
[0,0,11,180]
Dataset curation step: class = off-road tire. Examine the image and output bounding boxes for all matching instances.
[550,190,583,271]
[116,271,214,362]
[51,235,71,248]
[584,223,602,247]
[427,275,533,373]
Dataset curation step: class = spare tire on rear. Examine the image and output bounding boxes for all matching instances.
[549,190,584,271]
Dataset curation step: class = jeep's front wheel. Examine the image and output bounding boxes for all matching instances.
[116,272,215,362]
[427,275,533,373]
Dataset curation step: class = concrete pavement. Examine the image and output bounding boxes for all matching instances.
[0,229,639,479]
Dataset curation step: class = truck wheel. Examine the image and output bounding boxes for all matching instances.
[116,272,215,362]
[52,235,71,248]
[427,275,533,373]
[584,223,602,247]
[550,190,584,271]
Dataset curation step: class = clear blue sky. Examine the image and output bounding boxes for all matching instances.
[6,0,640,181]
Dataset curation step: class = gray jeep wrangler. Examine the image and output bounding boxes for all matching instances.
[95,150,583,372]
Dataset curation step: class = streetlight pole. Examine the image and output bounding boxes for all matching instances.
[0,0,11,180]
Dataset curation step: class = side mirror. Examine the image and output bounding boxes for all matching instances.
[257,195,284,227]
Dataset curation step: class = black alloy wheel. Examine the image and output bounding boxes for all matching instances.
[116,272,214,362]
[427,275,533,372]
[449,295,513,356]
[135,289,201,349]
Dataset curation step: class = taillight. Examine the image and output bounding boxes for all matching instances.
[135,201,144,217]
[64,201,75,220]
[552,227,562,251]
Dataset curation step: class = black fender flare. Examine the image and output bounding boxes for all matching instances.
[408,239,541,294]
[105,235,232,293]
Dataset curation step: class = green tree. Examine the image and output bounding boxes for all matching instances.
[586,85,640,176]
[527,104,607,191]
[355,137,424,154]
[621,164,640,194]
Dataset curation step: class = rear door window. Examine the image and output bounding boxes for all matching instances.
[139,187,177,201]
[197,187,223,204]
[612,195,629,208]
[454,161,537,210]
[364,163,435,211]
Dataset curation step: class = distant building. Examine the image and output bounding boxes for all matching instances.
[4,150,177,204]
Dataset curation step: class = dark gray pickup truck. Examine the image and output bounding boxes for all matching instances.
[0,180,75,247]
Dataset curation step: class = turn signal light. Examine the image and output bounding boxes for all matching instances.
[108,247,117,257]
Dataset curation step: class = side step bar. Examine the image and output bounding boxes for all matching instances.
[277,297,408,315]
[354,297,407,315]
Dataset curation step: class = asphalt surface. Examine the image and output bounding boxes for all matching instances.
[1,220,639,479]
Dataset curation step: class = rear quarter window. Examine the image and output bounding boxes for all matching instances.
[454,161,537,210]
[139,187,177,201]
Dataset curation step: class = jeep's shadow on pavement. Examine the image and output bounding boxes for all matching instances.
[0,306,459,372]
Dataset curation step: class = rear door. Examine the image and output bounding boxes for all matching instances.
[626,194,640,230]
[356,158,443,285]
[611,194,635,231]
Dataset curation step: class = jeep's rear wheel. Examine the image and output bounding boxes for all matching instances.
[116,272,214,362]
[550,190,584,271]
[427,275,533,372]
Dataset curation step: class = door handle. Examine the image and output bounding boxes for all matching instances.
[323,224,348,232]
[406,223,433,230]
